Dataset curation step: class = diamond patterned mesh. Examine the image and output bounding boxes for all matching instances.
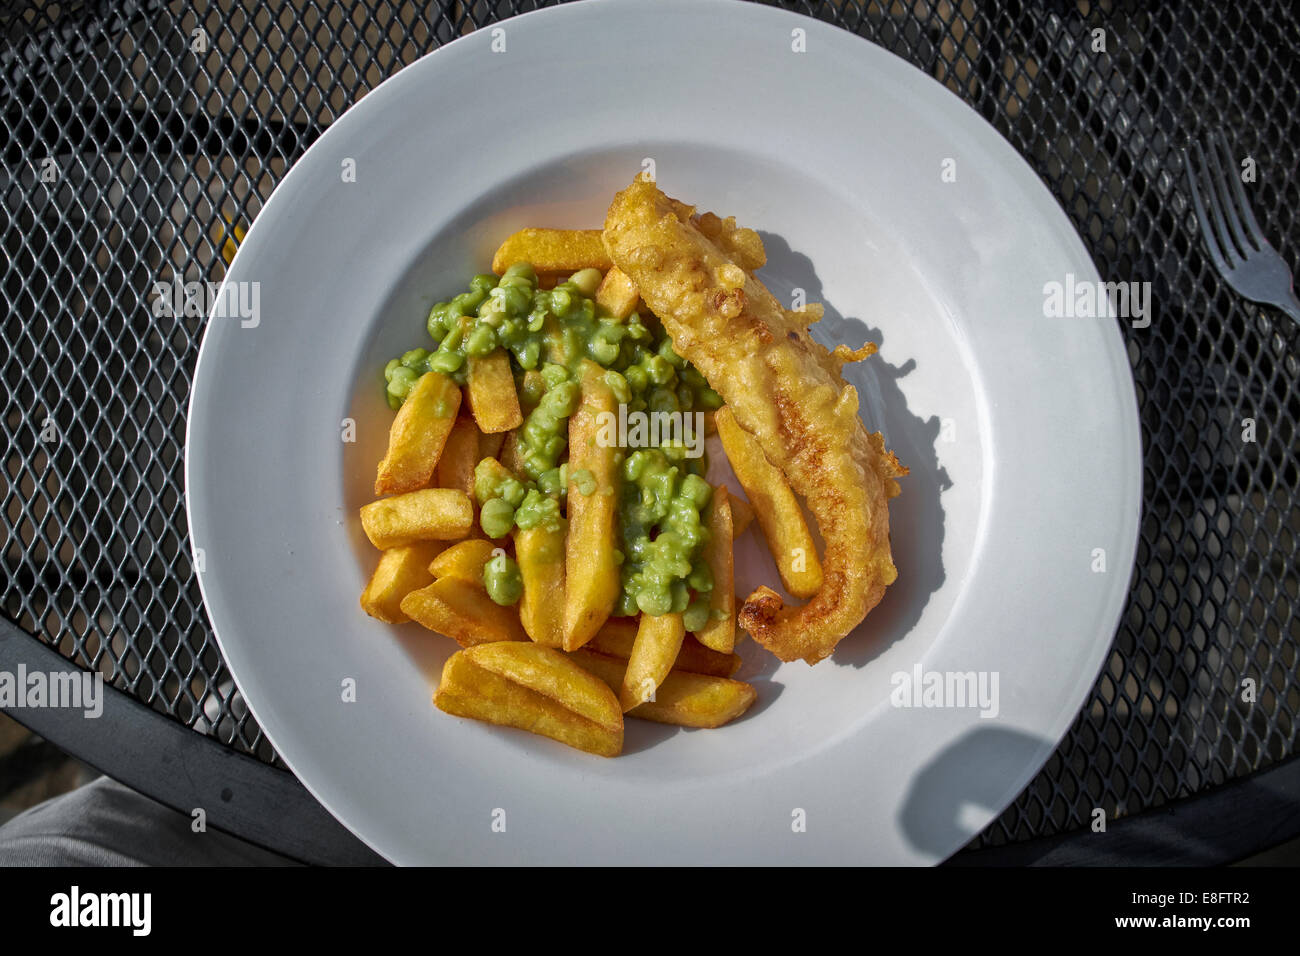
[2,0,1296,849]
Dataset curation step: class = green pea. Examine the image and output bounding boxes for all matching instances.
[570,468,597,496]
[521,419,546,449]
[537,467,565,498]
[440,320,466,351]
[541,363,569,389]
[682,595,711,632]
[648,387,679,414]
[428,350,464,374]
[568,268,602,297]
[480,498,516,539]
[516,340,540,370]
[541,433,565,460]
[680,474,712,510]
[470,273,497,294]
[503,262,536,282]
[658,337,686,369]
[522,454,547,482]
[669,579,690,613]
[499,273,533,292]
[644,354,674,386]
[384,358,401,379]
[687,558,713,593]
[427,305,450,342]
[498,317,524,344]
[543,380,580,416]
[635,587,672,616]
[603,370,631,404]
[386,365,418,397]
[478,294,508,327]
[622,449,647,482]
[625,317,650,341]
[454,288,488,312]
[483,553,523,606]
[465,324,497,356]
[549,288,573,317]
[625,365,648,395]
[501,284,532,316]
[499,478,527,507]
[401,347,429,370]
[659,442,685,463]
[515,489,563,533]
[589,336,620,366]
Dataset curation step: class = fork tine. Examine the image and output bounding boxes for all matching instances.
[1185,143,1232,275]
[1195,139,1242,267]
[1205,132,1254,257]
[1215,130,1267,250]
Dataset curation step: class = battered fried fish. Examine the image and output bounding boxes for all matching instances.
[603,179,906,664]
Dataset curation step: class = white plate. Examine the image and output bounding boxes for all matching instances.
[186,0,1140,864]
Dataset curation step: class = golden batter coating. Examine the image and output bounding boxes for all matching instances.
[603,179,906,664]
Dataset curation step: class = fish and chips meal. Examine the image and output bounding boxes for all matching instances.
[358,177,907,756]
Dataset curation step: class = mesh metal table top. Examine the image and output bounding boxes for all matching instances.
[2,0,1297,852]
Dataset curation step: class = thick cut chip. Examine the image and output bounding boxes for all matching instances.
[516,524,565,647]
[466,351,523,433]
[479,430,505,462]
[703,409,717,436]
[562,360,621,650]
[620,612,686,711]
[359,541,445,623]
[400,577,527,646]
[435,643,623,756]
[499,431,526,475]
[436,415,482,495]
[587,619,741,678]
[375,370,461,495]
[730,494,755,537]
[429,538,498,583]
[570,650,756,728]
[586,617,640,647]
[595,267,640,319]
[715,407,823,599]
[360,488,474,549]
[491,229,611,274]
[695,486,735,653]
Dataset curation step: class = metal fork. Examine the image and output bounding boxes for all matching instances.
[1184,131,1300,326]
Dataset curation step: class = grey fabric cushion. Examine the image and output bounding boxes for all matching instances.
[0,776,296,866]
